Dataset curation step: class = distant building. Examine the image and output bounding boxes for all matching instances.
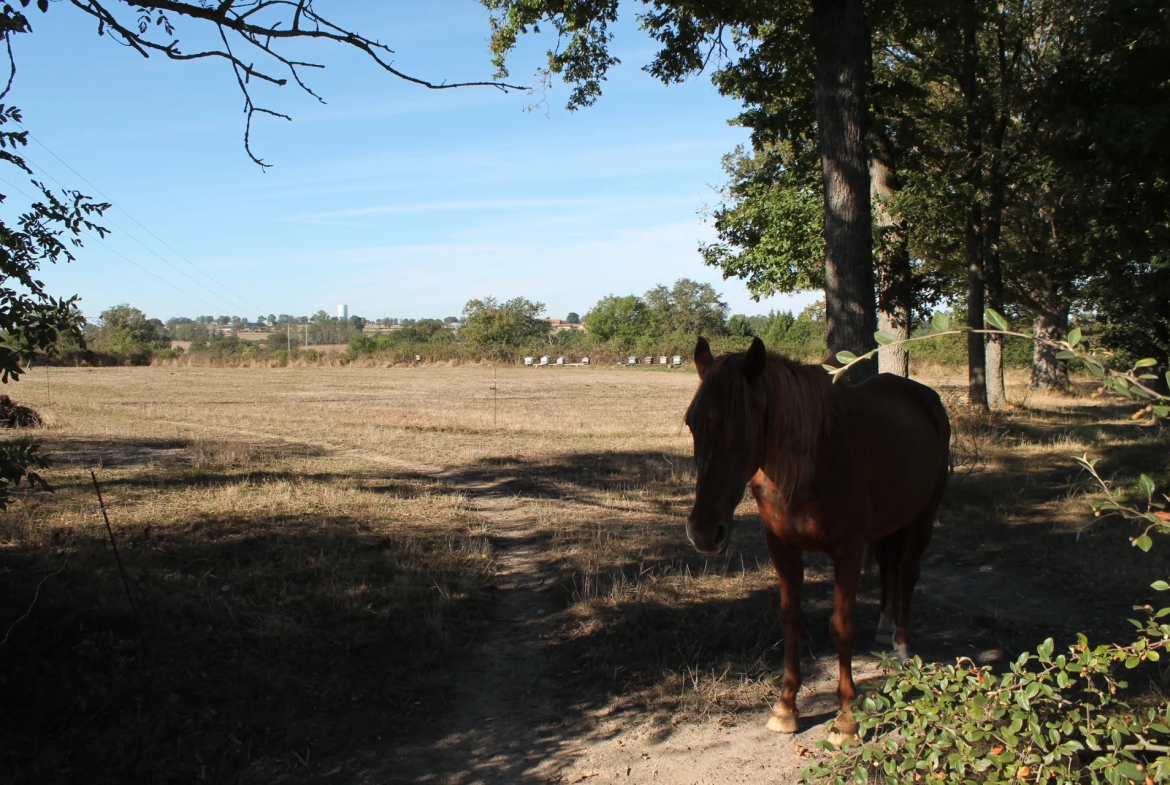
[545,318,586,332]
[362,323,400,335]
[337,304,348,319]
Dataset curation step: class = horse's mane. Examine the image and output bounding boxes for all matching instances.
[689,349,836,504]
[758,353,835,502]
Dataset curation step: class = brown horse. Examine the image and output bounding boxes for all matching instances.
[684,337,949,741]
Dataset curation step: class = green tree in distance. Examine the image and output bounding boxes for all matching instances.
[87,304,167,356]
[461,297,549,352]
[584,295,649,353]
[643,278,729,339]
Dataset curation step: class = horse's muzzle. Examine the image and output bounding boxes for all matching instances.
[687,519,730,554]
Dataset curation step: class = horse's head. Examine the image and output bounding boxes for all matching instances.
[684,336,769,554]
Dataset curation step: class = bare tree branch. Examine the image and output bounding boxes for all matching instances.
[58,1,528,166]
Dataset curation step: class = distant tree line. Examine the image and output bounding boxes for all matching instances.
[45,278,1042,369]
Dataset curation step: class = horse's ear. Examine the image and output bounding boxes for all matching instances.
[694,337,714,379]
[743,336,766,383]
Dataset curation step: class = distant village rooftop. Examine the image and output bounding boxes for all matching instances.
[545,318,585,332]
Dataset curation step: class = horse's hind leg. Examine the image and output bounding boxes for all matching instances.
[828,544,863,742]
[764,530,804,734]
[892,509,936,660]
[874,531,903,645]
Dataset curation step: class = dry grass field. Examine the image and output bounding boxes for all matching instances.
[0,363,1167,784]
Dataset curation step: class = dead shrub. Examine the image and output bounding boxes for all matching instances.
[0,395,43,428]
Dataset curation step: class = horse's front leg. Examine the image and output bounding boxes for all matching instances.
[764,529,804,733]
[828,544,863,743]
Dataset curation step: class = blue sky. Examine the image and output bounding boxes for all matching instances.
[5,1,817,324]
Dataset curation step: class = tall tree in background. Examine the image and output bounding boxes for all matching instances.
[700,2,941,377]
[810,0,877,378]
[960,0,987,408]
[483,0,878,377]
[1047,0,1170,378]
[869,132,912,377]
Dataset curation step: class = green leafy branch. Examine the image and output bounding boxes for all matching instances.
[1075,458,1170,556]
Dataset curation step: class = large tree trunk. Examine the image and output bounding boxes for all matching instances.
[1031,284,1070,390]
[870,135,911,377]
[962,0,988,409]
[984,139,1008,409]
[813,0,877,381]
[984,7,1014,410]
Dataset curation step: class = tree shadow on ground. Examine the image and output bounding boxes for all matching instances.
[0,503,492,784]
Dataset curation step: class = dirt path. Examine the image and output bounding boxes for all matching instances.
[110,411,893,783]
[380,474,885,785]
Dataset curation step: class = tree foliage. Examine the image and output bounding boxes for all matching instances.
[584,294,649,352]
[460,297,549,352]
[584,279,730,354]
[642,278,729,339]
[86,304,167,357]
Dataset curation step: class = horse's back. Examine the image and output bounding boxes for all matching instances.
[858,373,950,445]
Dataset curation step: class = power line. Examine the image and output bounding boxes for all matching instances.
[12,122,268,316]
[0,175,227,314]
[14,151,252,316]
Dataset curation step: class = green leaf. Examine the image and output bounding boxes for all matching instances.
[1134,357,1158,368]
[1055,350,1077,360]
[1140,474,1156,498]
[836,350,857,364]
[874,330,895,346]
[1155,406,1170,418]
[984,308,1009,331]
[1117,762,1145,780]
[1152,580,1170,592]
[1037,638,1054,660]
[1135,534,1153,552]
[1068,326,1082,347]
[932,312,950,332]
[1087,361,1106,377]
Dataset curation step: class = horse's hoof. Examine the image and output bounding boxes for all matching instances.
[894,642,910,661]
[826,728,858,747]
[767,712,799,734]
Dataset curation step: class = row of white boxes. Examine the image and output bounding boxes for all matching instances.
[522,355,683,367]
[523,356,581,366]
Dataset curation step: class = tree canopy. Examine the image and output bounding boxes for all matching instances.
[461,297,550,352]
